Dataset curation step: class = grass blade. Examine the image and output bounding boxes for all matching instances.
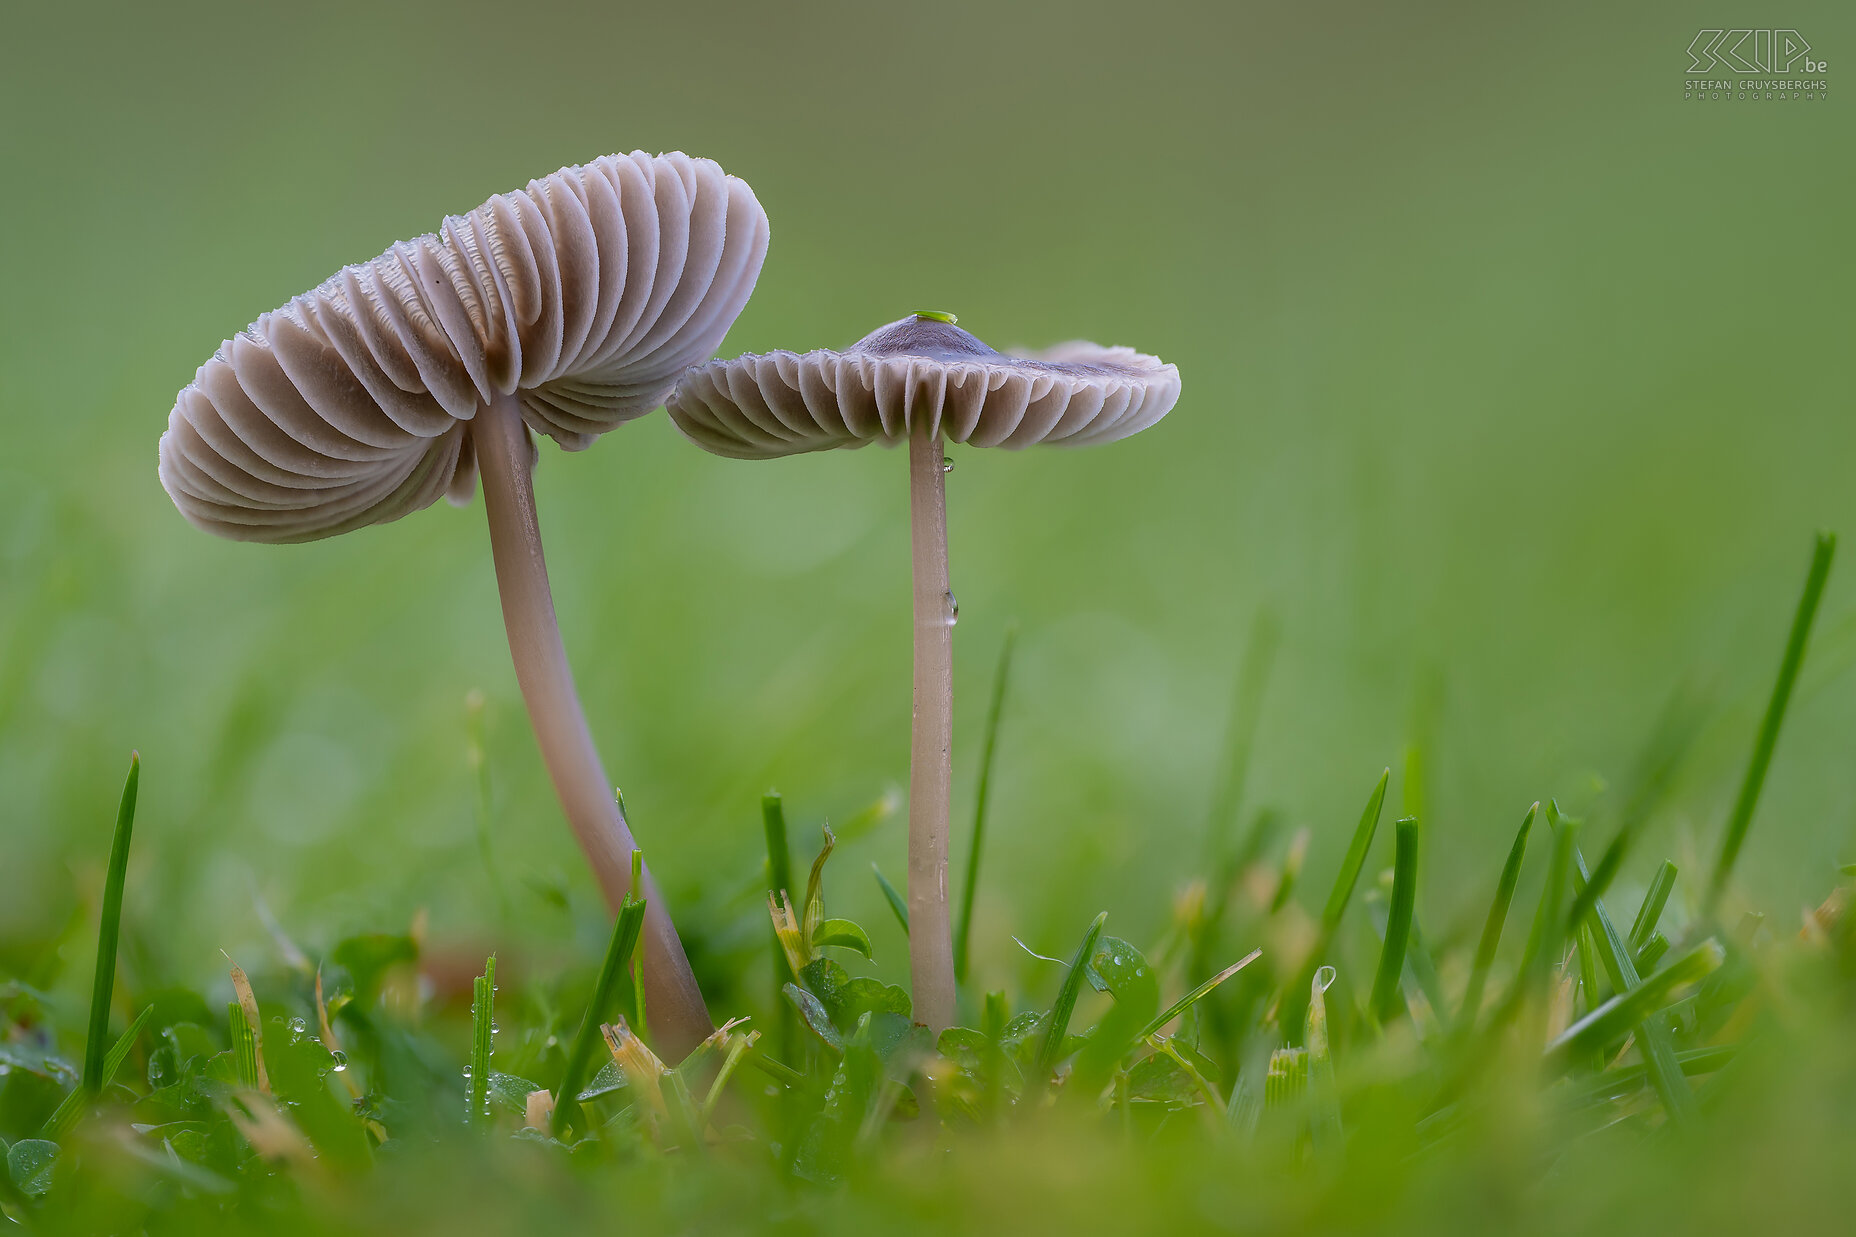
[1575,924,1601,1013]
[42,1005,153,1139]
[100,1004,152,1089]
[1628,861,1679,952]
[1459,803,1535,1028]
[1283,769,1389,1031]
[1136,948,1262,1041]
[1564,1044,1735,1107]
[1524,807,1576,986]
[1369,817,1420,1024]
[872,864,910,932]
[227,962,269,1093]
[763,793,797,1064]
[762,792,794,904]
[550,887,647,1138]
[1401,918,1448,1027]
[1490,805,1576,1032]
[1323,769,1392,930]
[468,955,495,1126]
[42,755,141,1139]
[228,1002,261,1092]
[82,753,139,1097]
[956,625,1016,984]
[1033,912,1107,1089]
[1708,531,1836,912]
[1305,965,1341,1157]
[1543,939,1723,1069]
[1566,827,1632,941]
[1572,848,1695,1123]
[698,1028,758,1130]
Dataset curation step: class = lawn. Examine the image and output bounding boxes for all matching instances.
[2,2,1854,1233]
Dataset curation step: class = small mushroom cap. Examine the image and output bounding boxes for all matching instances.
[159,151,770,543]
[665,314,1180,460]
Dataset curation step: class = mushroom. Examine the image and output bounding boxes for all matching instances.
[158,151,770,1056]
[666,312,1180,1029]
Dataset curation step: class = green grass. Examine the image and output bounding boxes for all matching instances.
[1707,532,1838,912]
[955,626,1015,985]
[1,535,1849,1236]
[2,5,1853,1232]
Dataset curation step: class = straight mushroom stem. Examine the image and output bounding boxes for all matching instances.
[473,391,713,1058]
[907,424,958,1032]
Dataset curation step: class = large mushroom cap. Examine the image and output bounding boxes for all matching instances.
[160,151,770,543]
[665,313,1180,460]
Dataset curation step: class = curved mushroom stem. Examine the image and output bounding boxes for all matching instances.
[473,391,713,1058]
[907,424,958,1032]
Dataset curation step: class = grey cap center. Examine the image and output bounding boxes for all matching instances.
[849,314,1002,362]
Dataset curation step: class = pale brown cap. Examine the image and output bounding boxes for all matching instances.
[665,313,1179,459]
[159,151,770,542]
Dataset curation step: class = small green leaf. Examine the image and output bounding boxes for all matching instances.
[575,1060,626,1102]
[1073,937,1160,1093]
[0,1041,75,1084]
[812,918,874,960]
[1084,937,1156,1010]
[937,1027,989,1072]
[7,1138,58,1197]
[489,1071,544,1113]
[800,958,909,1030]
[784,983,844,1052]
[803,826,838,927]
[838,978,912,1026]
[799,957,851,1008]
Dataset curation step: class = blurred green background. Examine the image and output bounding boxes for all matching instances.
[1,1,1851,1006]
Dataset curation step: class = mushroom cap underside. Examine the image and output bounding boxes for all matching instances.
[666,315,1179,460]
[160,151,770,543]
